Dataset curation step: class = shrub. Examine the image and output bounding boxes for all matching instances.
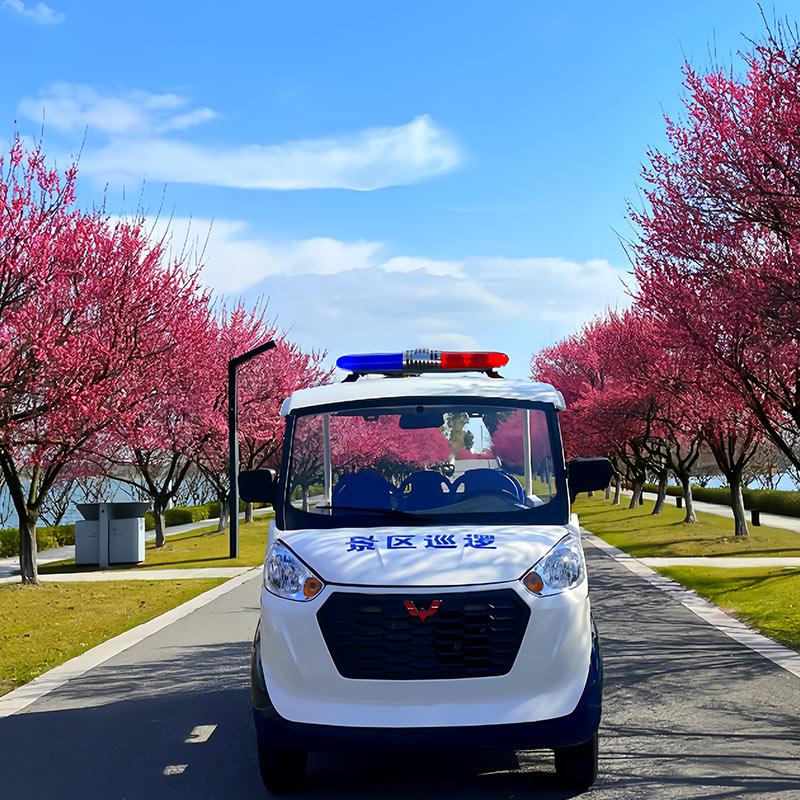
[641,482,800,518]
[691,486,737,506]
[642,483,682,497]
[164,505,210,526]
[0,524,75,558]
[0,528,17,557]
[743,489,800,517]
[206,500,248,518]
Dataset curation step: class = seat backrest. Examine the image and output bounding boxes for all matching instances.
[399,471,453,511]
[452,468,524,503]
[333,472,395,510]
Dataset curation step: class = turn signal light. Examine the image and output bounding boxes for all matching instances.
[522,571,544,594]
[303,577,324,598]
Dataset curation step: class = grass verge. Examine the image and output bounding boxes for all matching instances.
[0,578,225,697]
[40,517,273,574]
[573,494,800,558]
[656,566,800,652]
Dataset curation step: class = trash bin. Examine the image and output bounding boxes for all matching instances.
[75,502,150,567]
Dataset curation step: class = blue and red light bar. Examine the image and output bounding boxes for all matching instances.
[336,349,509,374]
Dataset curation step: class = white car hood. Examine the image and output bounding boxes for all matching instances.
[278,524,574,587]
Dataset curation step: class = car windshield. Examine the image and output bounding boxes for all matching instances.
[283,401,566,528]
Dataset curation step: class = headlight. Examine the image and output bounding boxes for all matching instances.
[521,533,585,596]
[264,541,325,601]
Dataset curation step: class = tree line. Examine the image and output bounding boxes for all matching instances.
[0,138,329,584]
[532,25,800,538]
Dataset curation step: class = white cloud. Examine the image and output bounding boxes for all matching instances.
[380,256,465,279]
[472,256,627,322]
[111,218,628,375]
[18,83,214,136]
[160,108,218,131]
[79,115,459,190]
[3,0,63,24]
[18,84,460,190]
[142,218,383,295]
[235,261,625,378]
[421,332,480,350]
[150,221,629,376]
[146,218,470,294]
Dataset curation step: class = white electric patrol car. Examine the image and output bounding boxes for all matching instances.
[240,350,612,794]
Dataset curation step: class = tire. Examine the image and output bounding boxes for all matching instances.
[257,746,307,795]
[553,731,598,791]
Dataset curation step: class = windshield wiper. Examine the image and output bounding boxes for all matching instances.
[314,504,428,521]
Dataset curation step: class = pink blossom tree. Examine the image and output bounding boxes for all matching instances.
[192,305,329,530]
[94,297,218,547]
[631,28,800,476]
[0,139,211,582]
[238,338,331,521]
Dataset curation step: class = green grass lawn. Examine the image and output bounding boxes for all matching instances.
[573,494,800,558]
[0,578,225,697]
[656,566,800,652]
[40,517,273,574]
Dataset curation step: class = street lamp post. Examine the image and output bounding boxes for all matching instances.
[229,339,276,558]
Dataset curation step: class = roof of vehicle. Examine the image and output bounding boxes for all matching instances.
[280,375,566,415]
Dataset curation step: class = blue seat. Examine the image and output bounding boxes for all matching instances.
[333,472,395,510]
[452,469,525,503]
[399,471,453,511]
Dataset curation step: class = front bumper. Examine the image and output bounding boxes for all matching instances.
[252,620,602,752]
[257,579,594,728]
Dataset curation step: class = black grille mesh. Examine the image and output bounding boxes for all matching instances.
[317,589,530,680]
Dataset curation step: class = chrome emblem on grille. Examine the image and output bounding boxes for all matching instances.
[404,600,442,621]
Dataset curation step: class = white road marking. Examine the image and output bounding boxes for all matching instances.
[0,567,262,719]
[186,724,217,743]
[163,764,188,776]
[582,530,800,680]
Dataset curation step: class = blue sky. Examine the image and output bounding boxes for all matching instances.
[2,0,792,378]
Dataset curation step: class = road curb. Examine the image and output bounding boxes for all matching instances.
[0,566,262,719]
[582,529,800,680]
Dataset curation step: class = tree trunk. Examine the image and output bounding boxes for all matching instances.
[245,501,254,524]
[678,475,697,523]
[302,485,309,512]
[217,497,230,532]
[729,474,749,537]
[629,479,644,509]
[152,499,167,548]
[652,472,668,515]
[612,474,621,506]
[19,513,39,586]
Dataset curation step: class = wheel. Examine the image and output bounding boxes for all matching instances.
[257,746,307,795]
[554,731,598,791]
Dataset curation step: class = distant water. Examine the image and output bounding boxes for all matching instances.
[0,479,149,529]
[1,471,796,530]
[703,474,797,492]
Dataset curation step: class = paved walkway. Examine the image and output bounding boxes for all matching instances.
[626,489,800,533]
[0,508,272,580]
[0,567,253,586]
[641,556,800,568]
[613,490,800,570]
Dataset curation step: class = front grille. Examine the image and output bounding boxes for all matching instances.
[317,589,530,680]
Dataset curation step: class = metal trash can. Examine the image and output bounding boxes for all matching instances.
[75,502,150,567]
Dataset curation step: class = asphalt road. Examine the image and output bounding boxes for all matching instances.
[1,546,799,799]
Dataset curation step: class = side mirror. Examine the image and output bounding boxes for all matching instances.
[239,469,277,505]
[567,458,613,502]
